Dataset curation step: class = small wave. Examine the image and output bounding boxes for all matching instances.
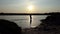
[9,19,27,21]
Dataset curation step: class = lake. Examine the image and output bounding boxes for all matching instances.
[0,15,48,29]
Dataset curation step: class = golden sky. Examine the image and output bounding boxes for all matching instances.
[0,0,60,13]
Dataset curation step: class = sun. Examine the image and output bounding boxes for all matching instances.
[26,5,35,13]
[27,5,33,11]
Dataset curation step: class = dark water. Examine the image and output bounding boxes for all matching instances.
[0,15,48,29]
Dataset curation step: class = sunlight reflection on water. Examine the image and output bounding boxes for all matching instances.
[0,15,48,28]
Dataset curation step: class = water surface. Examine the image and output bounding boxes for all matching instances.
[0,15,48,28]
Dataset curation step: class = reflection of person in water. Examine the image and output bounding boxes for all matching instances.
[38,14,60,34]
[30,15,32,26]
[0,19,21,34]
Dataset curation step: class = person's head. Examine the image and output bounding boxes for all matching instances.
[0,19,21,34]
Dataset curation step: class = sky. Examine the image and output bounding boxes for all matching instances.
[0,0,60,13]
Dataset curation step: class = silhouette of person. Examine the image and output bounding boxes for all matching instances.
[30,15,32,26]
[0,19,21,34]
